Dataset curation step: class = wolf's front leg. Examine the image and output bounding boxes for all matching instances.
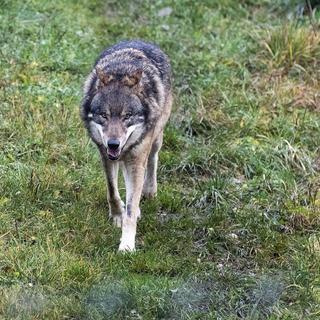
[99,147,124,228]
[119,160,146,251]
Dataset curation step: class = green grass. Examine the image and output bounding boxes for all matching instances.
[1,0,320,318]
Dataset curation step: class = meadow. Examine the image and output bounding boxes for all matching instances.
[0,0,320,319]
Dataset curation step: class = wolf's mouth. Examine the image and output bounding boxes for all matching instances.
[107,148,121,161]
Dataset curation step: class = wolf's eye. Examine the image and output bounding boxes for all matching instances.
[101,113,109,120]
[124,113,132,120]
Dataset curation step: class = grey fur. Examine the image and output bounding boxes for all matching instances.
[81,40,173,251]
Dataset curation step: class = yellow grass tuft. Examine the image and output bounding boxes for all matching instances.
[262,24,320,71]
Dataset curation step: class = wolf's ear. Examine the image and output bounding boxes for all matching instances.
[122,69,143,87]
[96,67,113,88]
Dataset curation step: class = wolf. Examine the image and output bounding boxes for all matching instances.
[81,40,172,251]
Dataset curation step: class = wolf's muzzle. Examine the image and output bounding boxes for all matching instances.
[107,139,120,150]
[107,139,121,160]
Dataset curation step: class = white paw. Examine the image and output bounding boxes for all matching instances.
[118,226,136,252]
[109,201,125,227]
[112,215,122,228]
[118,240,135,252]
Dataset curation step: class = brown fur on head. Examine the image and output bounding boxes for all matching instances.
[95,67,114,88]
[95,67,143,91]
[121,69,142,87]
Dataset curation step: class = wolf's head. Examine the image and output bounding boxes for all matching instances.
[86,67,146,160]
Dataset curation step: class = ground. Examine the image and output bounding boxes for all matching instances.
[0,0,320,319]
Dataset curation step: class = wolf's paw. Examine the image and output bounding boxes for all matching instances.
[143,191,157,199]
[142,181,157,199]
[109,201,125,227]
[142,186,157,199]
[118,227,136,252]
[118,241,135,252]
[112,215,122,228]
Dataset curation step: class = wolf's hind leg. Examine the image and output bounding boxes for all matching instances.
[99,148,124,228]
[143,132,163,199]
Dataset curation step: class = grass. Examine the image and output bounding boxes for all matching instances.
[0,0,320,318]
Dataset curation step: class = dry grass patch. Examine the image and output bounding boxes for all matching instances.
[250,23,320,112]
[252,72,320,111]
[261,23,320,71]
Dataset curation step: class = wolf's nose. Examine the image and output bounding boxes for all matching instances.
[107,139,120,150]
